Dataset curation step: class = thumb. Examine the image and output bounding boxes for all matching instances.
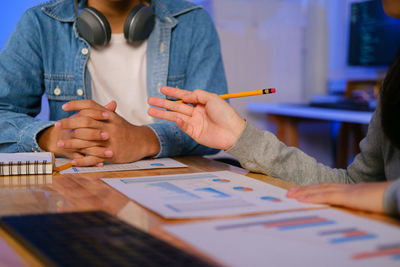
[104,100,117,112]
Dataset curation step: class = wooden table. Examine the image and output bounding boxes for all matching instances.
[0,156,398,266]
[247,103,374,168]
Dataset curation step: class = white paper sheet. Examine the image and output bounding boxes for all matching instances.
[102,171,322,218]
[55,157,187,174]
[164,209,400,267]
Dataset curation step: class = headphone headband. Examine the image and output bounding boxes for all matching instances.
[74,0,152,11]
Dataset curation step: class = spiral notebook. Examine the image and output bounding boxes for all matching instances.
[0,152,53,176]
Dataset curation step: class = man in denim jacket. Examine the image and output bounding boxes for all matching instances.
[0,0,227,166]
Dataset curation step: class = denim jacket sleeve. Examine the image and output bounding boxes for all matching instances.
[148,8,228,158]
[0,9,54,152]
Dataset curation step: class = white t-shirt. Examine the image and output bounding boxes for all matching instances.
[87,34,154,125]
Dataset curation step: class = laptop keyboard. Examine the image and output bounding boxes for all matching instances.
[0,211,213,267]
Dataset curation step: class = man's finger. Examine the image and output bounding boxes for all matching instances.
[57,116,104,130]
[72,128,109,141]
[104,100,117,112]
[77,109,110,121]
[58,138,105,149]
[62,99,106,112]
[78,146,114,159]
[71,155,105,167]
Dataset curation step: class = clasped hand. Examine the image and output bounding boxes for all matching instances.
[42,100,159,166]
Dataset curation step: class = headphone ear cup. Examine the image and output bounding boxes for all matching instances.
[76,7,111,47]
[124,4,155,43]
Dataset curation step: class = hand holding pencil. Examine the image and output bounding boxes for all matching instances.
[175,88,276,103]
[148,86,275,150]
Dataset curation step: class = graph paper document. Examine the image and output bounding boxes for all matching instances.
[164,209,400,267]
[102,171,322,218]
[56,158,187,174]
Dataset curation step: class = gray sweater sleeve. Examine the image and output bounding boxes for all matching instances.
[227,106,386,185]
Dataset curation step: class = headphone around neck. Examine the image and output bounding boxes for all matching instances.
[74,0,155,47]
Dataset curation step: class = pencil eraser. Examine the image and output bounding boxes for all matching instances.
[271,88,276,93]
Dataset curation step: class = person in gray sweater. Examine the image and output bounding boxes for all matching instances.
[147,0,400,217]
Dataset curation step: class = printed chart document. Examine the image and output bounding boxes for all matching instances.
[164,209,400,267]
[102,171,322,218]
[55,158,187,174]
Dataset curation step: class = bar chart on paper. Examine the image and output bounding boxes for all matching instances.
[102,171,323,218]
[164,209,400,267]
[56,157,187,174]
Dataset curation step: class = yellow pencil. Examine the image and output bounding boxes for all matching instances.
[175,88,276,103]
[56,162,73,172]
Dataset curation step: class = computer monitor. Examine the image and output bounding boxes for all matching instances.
[348,0,400,66]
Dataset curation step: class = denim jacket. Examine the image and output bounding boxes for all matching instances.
[0,0,227,157]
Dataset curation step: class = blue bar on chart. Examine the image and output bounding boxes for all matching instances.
[215,215,336,231]
[150,182,201,201]
[319,227,377,244]
[120,173,218,184]
[233,186,253,192]
[260,196,282,202]
[212,178,231,183]
[195,187,231,198]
